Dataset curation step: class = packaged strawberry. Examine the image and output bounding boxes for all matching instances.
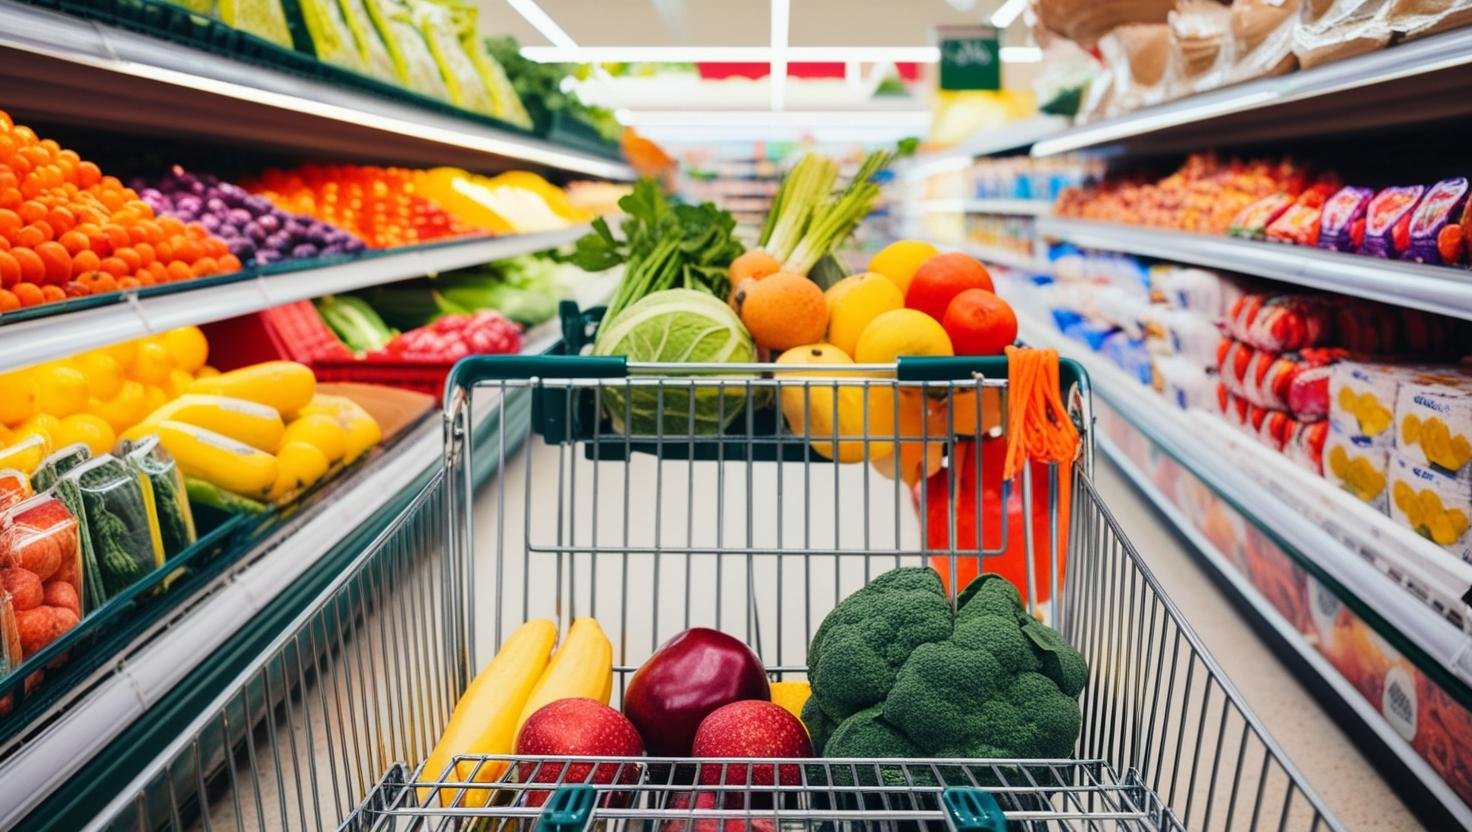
[1360,185,1427,258]
[0,493,84,661]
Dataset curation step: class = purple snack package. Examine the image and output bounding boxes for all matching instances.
[1404,177,1469,265]
[1359,185,1426,258]
[1317,186,1374,252]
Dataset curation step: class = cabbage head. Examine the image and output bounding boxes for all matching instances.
[592,289,756,436]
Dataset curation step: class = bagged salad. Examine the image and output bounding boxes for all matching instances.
[337,0,400,82]
[365,0,453,101]
[413,0,496,116]
[30,443,92,493]
[298,0,369,74]
[0,493,84,659]
[56,455,165,609]
[124,438,198,560]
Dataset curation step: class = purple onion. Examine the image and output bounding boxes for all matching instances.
[255,249,281,265]
[290,243,318,259]
[199,213,222,232]
[256,213,280,233]
[227,208,253,227]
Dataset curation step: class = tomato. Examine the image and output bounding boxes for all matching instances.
[940,289,1018,356]
[904,253,994,322]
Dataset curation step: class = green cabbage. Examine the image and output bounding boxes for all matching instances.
[592,289,756,436]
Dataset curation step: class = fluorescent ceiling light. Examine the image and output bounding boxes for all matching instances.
[990,0,1029,28]
[619,109,932,128]
[1000,46,1042,62]
[505,0,577,49]
[521,46,943,63]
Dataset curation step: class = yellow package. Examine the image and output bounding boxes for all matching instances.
[1324,429,1389,513]
[337,0,399,82]
[1389,453,1472,560]
[1395,369,1472,476]
[412,0,496,115]
[217,0,295,49]
[298,0,368,74]
[363,0,452,101]
[1329,363,1431,448]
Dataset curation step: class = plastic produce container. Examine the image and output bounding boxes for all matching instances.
[124,437,198,560]
[0,470,33,513]
[0,435,48,477]
[56,456,166,610]
[0,493,85,662]
[30,443,93,493]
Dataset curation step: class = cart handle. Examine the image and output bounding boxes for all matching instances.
[941,787,1008,832]
[538,784,597,832]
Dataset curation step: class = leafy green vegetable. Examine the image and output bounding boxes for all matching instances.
[483,36,620,140]
[565,179,744,339]
[125,439,197,559]
[760,150,894,275]
[316,295,397,354]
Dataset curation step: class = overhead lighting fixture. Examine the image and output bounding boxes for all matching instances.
[989,0,1029,28]
[505,0,577,49]
[770,0,789,110]
[1000,46,1043,62]
[520,46,944,63]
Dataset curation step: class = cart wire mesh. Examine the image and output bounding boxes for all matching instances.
[83,363,1341,832]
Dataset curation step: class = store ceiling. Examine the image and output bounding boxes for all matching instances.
[475,0,1004,47]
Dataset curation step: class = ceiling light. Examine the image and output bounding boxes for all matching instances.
[520,46,944,63]
[505,0,577,49]
[990,0,1029,28]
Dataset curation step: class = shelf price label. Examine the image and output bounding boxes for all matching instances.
[936,25,1000,91]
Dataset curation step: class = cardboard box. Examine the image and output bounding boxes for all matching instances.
[1324,429,1389,513]
[1394,369,1472,478]
[1388,453,1472,561]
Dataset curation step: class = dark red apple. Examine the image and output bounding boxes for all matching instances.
[658,790,777,832]
[692,700,812,788]
[515,698,644,807]
[623,628,770,756]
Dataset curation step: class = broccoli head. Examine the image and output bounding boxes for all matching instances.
[806,569,1087,763]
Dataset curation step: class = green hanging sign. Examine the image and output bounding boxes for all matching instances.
[937,25,1000,91]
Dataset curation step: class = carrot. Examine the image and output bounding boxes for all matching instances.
[1002,346,1079,480]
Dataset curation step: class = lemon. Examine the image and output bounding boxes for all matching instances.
[91,380,149,433]
[776,344,893,463]
[142,384,169,416]
[105,339,138,371]
[282,414,347,463]
[195,365,221,379]
[35,364,90,418]
[163,326,209,373]
[14,414,61,451]
[854,308,954,367]
[0,433,49,473]
[54,413,116,455]
[768,680,811,722]
[868,240,940,295]
[0,370,37,426]
[165,369,195,399]
[131,340,174,385]
[825,273,904,358]
[76,351,124,400]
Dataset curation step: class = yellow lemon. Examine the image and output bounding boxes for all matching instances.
[165,369,195,399]
[195,365,221,379]
[267,440,330,502]
[142,384,169,416]
[0,433,49,473]
[867,240,939,295]
[0,370,37,426]
[769,680,811,722]
[775,344,893,463]
[105,339,138,371]
[35,363,89,418]
[14,414,62,450]
[854,308,954,368]
[825,273,905,358]
[130,340,174,385]
[163,326,209,373]
[90,380,150,433]
[282,414,347,464]
[54,413,116,455]
[76,351,124,400]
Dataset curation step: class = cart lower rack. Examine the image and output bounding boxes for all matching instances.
[84,330,1340,832]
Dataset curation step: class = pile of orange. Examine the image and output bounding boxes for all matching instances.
[0,111,239,313]
[247,164,466,249]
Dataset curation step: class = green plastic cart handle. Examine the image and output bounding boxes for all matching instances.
[898,355,1089,395]
[940,787,1007,832]
[538,784,597,832]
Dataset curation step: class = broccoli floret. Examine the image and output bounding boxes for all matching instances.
[803,567,1088,764]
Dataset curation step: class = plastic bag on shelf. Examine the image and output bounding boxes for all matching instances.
[1384,0,1472,39]
[1148,265,1244,316]
[1293,0,1392,68]
[216,0,296,49]
[1152,355,1218,409]
[364,0,453,101]
[298,0,369,74]
[1404,177,1470,266]
[124,438,197,560]
[30,443,92,493]
[0,493,84,660]
[1394,369,1472,478]
[1225,0,1300,83]
[336,0,399,82]
[1038,0,1177,48]
[56,456,165,610]
[0,471,32,514]
[1169,0,1232,93]
[1317,185,1375,252]
[1141,306,1221,366]
[1360,184,1427,258]
[413,0,496,116]
[1224,293,1336,352]
[1098,24,1174,114]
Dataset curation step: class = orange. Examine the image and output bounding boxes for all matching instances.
[118,276,140,290]
[15,225,45,248]
[75,161,101,188]
[17,201,45,224]
[34,241,69,284]
[0,250,18,286]
[13,282,42,306]
[91,273,118,293]
[156,216,184,237]
[0,208,20,239]
[70,249,99,276]
[219,253,242,273]
[739,272,829,353]
[46,206,74,234]
[166,261,192,282]
[40,285,63,303]
[113,246,141,272]
[191,256,217,277]
[0,289,17,312]
[57,230,88,255]
[98,256,128,277]
[12,248,44,284]
[102,224,129,251]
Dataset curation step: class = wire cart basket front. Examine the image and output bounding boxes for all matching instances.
[88,307,1341,832]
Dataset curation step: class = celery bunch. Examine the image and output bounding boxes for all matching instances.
[758,150,892,275]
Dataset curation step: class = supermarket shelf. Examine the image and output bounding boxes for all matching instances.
[920,198,1051,216]
[956,241,1049,274]
[1032,27,1472,157]
[1015,306,1472,684]
[0,226,588,374]
[0,1,634,180]
[901,116,1068,179]
[1037,216,1472,321]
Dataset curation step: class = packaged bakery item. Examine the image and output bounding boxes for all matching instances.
[1099,24,1174,112]
[1360,185,1427,258]
[0,493,84,657]
[1169,0,1232,92]
[0,471,32,513]
[1293,0,1392,69]
[55,455,165,609]
[1037,0,1176,48]
[1229,193,1294,240]
[123,437,196,560]
[1389,453,1472,559]
[1395,370,1472,477]
[1227,0,1300,83]
[1404,177,1469,265]
[1326,430,1391,511]
[1318,186,1375,252]
[1383,0,1472,39]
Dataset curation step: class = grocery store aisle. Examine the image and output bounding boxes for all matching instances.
[1092,457,1417,831]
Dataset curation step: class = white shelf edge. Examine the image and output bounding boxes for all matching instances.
[900,116,1069,179]
[920,198,1050,216]
[955,241,1048,274]
[1037,216,1472,322]
[1031,26,1472,157]
[0,226,589,374]
[0,1,634,181]
[1015,307,1472,689]
[1099,432,1472,830]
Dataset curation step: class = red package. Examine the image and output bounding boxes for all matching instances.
[1266,182,1338,246]
[1230,193,1294,240]
[1225,293,1336,352]
[0,494,84,660]
[1284,420,1329,475]
[1218,339,1342,417]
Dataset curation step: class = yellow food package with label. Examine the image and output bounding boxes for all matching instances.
[1388,454,1472,559]
[1395,369,1472,476]
[1328,363,1432,448]
[1324,430,1389,513]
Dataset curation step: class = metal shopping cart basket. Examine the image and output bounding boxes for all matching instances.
[89,305,1341,832]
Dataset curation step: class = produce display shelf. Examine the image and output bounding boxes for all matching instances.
[956,241,1049,274]
[0,292,602,830]
[1016,306,1472,827]
[901,116,1068,178]
[0,0,635,181]
[0,225,589,374]
[1037,216,1472,322]
[919,197,1051,216]
[1031,26,1472,157]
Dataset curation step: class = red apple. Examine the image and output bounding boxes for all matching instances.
[692,700,812,788]
[658,790,777,832]
[623,628,770,756]
[515,698,644,807]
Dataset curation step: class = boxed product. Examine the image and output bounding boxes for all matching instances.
[1153,355,1217,410]
[1395,369,1472,476]
[1329,362,1426,448]
[0,493,84,659]
[55,456,166,610]
[1389,454,1472,559]
[30,443,92,493]
[1147,265,1241,316]
[1325,430,1390,511]
[1140,307,1221,366]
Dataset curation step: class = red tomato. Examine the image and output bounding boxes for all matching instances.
[941,289,1018,355]
[905,253,994,322]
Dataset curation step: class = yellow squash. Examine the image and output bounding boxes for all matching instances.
[123,394,286,452]
[296,394,382,463]
[187,361,315,417]
[514,617,613,735]
[156,420,278,497]
[419,618,558,806]
[282,414,347,464]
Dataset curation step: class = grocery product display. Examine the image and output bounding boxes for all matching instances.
[6,1,1472,830]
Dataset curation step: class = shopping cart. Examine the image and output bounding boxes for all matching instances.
[87,306,1341,832]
